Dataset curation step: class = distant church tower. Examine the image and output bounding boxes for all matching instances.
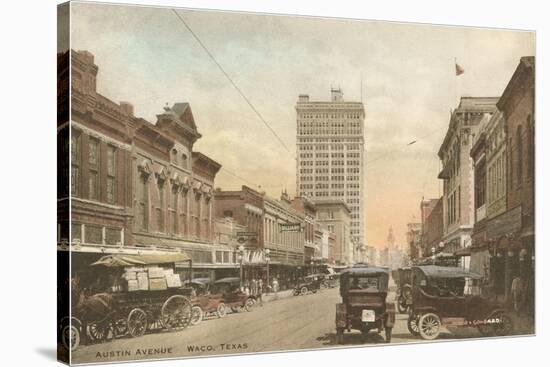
[387,226,395,249]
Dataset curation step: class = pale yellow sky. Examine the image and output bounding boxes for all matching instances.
[69,2,535,247]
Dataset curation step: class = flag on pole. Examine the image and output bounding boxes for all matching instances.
[455,62,465,76]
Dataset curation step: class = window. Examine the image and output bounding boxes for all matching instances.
[157,182,165,232]
[138,176,148,231]
[170,186,178,234]
[527,116,534,179]
[180,190,188,235]
[509,138,514,190]
[171,149,178,165]
[106,146,117,203]
[88,138,100,200]
[181,153,188,169]
[85,225,102,244]
[517,125,523,185]
[71,133,81,196]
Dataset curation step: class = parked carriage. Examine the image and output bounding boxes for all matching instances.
[407,265,514,340]
[61,253,194,351]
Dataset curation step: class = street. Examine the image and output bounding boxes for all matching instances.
[73,287,485,364]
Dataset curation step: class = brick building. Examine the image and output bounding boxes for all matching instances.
[291,195,317,266]
[314,200,352,265]
[422,198,444,258]
[62,50,232,280]
[438,97,499,268]
[214,186,307,289]
[493,56,535,303]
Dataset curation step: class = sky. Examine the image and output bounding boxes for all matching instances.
[68,2,535,248]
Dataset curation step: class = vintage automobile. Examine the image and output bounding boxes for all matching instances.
[393,267,412,313]
[335,266,395,344]
[323,274,339,289]
[407,265,514,340]
[184,278,212,296]
[185,278,229,325]
[210,277,257,313]
[293,274,324,295]
[60,253,194,352]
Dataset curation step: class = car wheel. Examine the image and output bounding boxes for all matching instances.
[492,311,514,336]
[190,306,203,326]
[244,298,255,312]
[418,313,441,340]
[217,303,227,318]
[407,313,420,336]
[62,324,80,351]
[300,286,308,295]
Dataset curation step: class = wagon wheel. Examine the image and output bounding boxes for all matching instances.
[418,313,441,340]
[407,313,420,336]
[161,295,192,331]
[62,324,80,351]
[217,302,227,318]
[244,298,255,312]
[491,311,514,336]
[300,286,308,295]
[88,321,110,342]
[127,308,148,338]
[113,318,128,338]
[190,306,204,326]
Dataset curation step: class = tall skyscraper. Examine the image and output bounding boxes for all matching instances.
[296,88,365,254]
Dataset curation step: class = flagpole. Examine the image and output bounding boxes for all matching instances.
[454,57,458,106]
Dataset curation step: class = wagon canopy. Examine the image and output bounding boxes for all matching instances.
[414,265,482,279]
[90,253,191,267]
[214,277,241,284]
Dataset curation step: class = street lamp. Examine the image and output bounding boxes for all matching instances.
[265,248,271,294]
[238,245,245,289]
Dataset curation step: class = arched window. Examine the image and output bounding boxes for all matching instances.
[181,153,188,168]
[517,125,523,185]
[171,149,178,165]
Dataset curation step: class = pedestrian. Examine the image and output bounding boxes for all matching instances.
[257,278,263,306]
[250,278,258,297]
[510,274,526,315]
[272,278,279,300]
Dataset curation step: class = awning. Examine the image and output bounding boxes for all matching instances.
[438,164,452,179]
[454,247,471,257]
[90,253,190,267]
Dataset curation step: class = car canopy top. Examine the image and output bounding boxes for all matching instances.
[184,277,211,286]
[90,253,191,267]
[340,266,390,277]
[413,265,482,279]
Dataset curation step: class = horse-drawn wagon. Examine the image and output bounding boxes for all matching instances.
[61,252,194,351]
